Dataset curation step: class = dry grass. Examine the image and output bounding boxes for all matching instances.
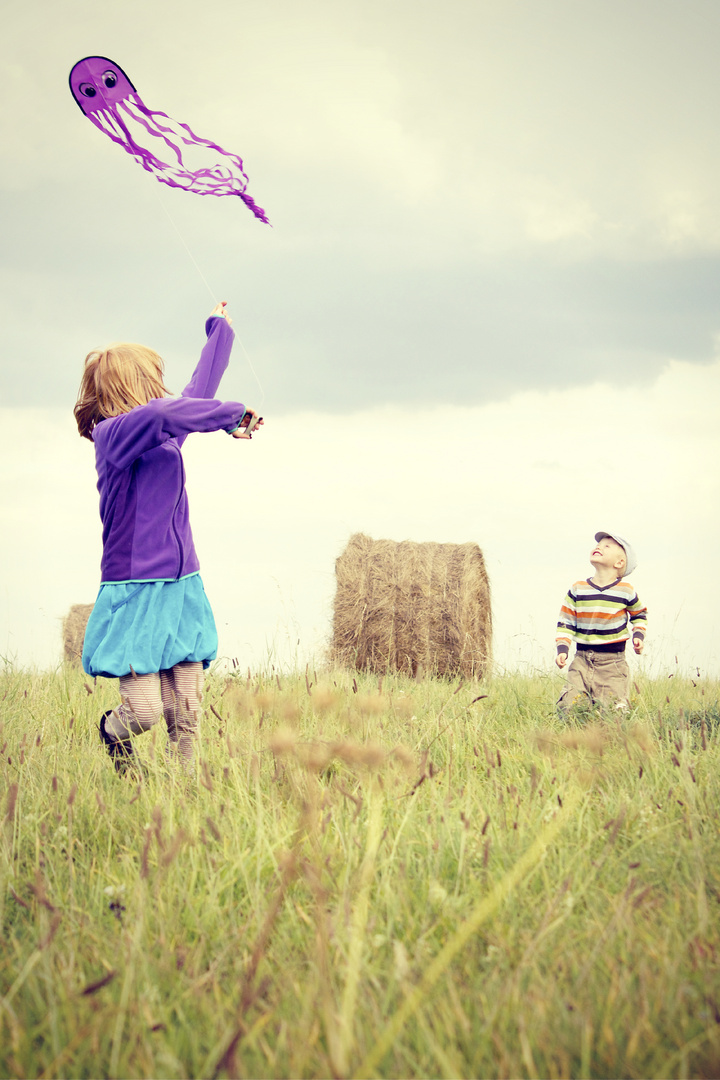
[61,603,94,666]
[1,663,720,1078]
[331,532,492,679]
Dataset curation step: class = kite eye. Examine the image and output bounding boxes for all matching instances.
[102,70,118,89]
[79,83,97,98]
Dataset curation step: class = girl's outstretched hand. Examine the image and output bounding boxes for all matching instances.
[209,301,232,326]
[231,410,264,439]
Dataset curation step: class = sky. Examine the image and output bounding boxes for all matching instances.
[1,0,719,679]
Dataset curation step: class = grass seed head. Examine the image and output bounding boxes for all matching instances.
[4,782,18,823]
[310,686,342,714]
[391,744,415,770]
[331,740,386,769]
[270,726,298,755]
[355,694,387,717]
[626,723,655,754]
[558,724,609,755]
[281,700,301,724]
[301,742,333,772]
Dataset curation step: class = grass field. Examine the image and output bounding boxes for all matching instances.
[2,662,720,1079]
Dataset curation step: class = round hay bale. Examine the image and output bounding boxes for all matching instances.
[331,533,492,679]
[62,603,94,666]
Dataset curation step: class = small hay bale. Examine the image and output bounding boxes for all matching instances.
[331,533,492,679]
[62,604,94,666]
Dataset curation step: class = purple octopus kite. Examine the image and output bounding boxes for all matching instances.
[69,56,269,223]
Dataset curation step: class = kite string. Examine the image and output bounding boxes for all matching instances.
[154,188,266,410]
[234,337,265,412]
[155,189,218,305]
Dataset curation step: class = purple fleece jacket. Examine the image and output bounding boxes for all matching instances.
[92,316,243,582]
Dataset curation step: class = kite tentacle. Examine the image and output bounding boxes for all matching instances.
[120,99,188,170]
[92,104,268,212]
[86,109,139,154]
[92,99,239,195]
[123,99,270,218]
[120,99,255,200]
[129,99,269,219]
[239,190,271,224]
[91,107,175,181]
[135,101,252,184]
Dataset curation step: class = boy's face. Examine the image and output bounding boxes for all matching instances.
[590,536,626,576]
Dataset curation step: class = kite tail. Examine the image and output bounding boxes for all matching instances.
[239,190,271,225]
[124,96,270,221]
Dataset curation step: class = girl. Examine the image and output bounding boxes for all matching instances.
[75,302,261,772]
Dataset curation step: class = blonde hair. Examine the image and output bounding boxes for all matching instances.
[74,343,169,440]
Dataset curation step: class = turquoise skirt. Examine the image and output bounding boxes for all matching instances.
[82,572,218,679]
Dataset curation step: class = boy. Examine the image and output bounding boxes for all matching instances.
[556,532,647,714]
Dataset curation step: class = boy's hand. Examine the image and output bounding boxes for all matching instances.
[209,301,233,326]
[556,652,568,669]
[633,637,644,655]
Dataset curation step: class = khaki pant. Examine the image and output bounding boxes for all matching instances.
[557,650,629,715]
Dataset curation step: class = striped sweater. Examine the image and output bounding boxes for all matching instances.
[556,578,647,655]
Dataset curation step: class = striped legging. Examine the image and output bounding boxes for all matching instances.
[103,661,204,765]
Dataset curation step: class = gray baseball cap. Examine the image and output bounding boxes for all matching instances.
[595,531,637,576]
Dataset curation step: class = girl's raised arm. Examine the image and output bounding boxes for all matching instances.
[181,305,236,401]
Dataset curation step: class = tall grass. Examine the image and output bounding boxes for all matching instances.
[1,663,720,1078]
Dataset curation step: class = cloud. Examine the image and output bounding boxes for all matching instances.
[3,0,720,419]
[2,353,718,676]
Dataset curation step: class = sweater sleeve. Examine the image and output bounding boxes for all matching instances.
[180,315,236,401]
[556,586,577,655]
[94,394,246,471]
[628,593,648,640]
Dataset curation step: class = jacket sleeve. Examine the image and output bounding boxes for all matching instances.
[181,315,236,400]
[94,395,245,471]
